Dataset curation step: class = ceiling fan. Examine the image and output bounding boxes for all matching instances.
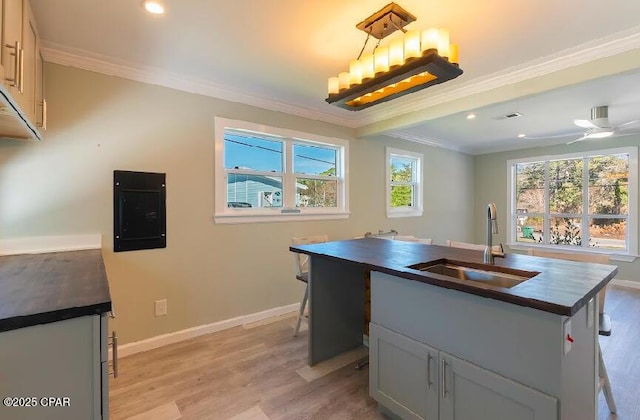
[522,105,640,144]
[567,105,640,144]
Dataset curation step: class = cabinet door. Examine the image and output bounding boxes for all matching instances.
[0,0,4,80]
[0,316,101,420]
[439,352,558,420]
[21,0,37,122]
[99,314,110,420]
[2,0,23,98]
[35,48,45,129]
[369,323,439,420]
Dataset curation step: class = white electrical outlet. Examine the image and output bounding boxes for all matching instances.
[155,299,167,317]
[587,298,595,329]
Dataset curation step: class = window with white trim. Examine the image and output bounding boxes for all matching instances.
[386,147,423,218]
[507,147,637,257]
[214,117,349,223]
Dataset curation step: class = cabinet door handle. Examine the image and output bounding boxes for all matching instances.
[441,359,447,398]
[42,99,47,131]
[4,41,20,87]
[109,331,119,378]
[18,48,24,94]
[426,354,433,388]
[38,99,47,130]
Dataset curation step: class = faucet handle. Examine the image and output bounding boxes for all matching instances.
[492,243,506,258]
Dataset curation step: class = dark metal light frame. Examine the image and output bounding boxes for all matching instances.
[325,2,463,111]
[326,50,463,111]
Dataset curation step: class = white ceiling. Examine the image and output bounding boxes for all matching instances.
[30,0,640,154]
[388,69,640,155]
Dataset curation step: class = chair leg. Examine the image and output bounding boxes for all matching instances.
[294,284,309,337]
[599,344,617,413]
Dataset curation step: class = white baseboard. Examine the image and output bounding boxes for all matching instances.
[116,303,300,358]
[611,279,640,290]
[0,234,102,255]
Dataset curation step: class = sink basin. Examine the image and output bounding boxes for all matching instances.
[407,259,539,289]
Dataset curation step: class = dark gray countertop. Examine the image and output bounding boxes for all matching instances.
[0,249,112,332]
[290,238,618,316]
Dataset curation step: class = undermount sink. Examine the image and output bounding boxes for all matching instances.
[407,259,539,289]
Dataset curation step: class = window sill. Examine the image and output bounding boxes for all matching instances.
[386,209,423,219]
[506,243,638,263]
[214,210,350,224]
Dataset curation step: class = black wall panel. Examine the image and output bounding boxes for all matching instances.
[114,170,166,252]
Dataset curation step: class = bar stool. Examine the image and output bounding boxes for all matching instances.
[291,234,328,337]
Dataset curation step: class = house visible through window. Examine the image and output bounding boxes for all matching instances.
[508,147,637,257]
[386,147,423,218]
[214,117,349,223]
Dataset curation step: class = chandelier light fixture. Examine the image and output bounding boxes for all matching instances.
[326,2,463,111]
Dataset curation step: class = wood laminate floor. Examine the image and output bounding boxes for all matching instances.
[111,286,640,420]
[598,286,640,419]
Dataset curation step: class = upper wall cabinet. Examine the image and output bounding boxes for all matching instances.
[0,0,45,141]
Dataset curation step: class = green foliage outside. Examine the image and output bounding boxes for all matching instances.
[549,218,582,246]
[515,154,629,246]
[390,162,413,207]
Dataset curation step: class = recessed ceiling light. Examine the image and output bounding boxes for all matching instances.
[466,113,476,120]
[143,0,165,14]
[518,134,526,138]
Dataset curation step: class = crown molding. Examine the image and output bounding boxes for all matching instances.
[386,129,468,154]
[41,42,359,129]
[356,25,640,126]
[41,25,640,131]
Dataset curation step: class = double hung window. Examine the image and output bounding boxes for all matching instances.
[214,118,349,223]
[508,147,637,258]
[386,147,423,218]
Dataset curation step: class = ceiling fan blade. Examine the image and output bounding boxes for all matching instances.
[524,131,582,140]
[574,119,598,129]
[616,119,640,129]
[566,134,589,145]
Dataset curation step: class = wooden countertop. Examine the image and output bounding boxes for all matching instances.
[290,238,618,316]
[0,249,112,332]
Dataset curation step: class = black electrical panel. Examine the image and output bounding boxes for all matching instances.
[114,170,166,252]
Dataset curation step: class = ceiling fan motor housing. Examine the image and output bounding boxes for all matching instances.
[591,106,611,128]
[591,106,608,120]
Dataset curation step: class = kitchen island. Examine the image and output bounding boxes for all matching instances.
[0,249,114,420]
[290,238,617,420]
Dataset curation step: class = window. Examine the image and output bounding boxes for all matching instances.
[507,147,637,258]
[214,117,349,223]
[386,147,423,218]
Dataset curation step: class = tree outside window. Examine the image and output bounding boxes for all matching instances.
[386,148,423,218]
[509,147,636,255]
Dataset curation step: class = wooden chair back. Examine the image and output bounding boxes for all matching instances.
[291,235,329,277]
[447,240,501,252]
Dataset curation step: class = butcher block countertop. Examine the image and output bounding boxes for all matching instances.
[0,249,112,332]
[290,238,618,316]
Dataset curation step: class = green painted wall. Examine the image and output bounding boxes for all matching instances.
[0,64,475,344]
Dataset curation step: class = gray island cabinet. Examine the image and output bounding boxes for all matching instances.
[0,250,114,420]
[290,238,617,420]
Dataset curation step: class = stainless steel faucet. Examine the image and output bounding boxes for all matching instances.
[484,203,503,264]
